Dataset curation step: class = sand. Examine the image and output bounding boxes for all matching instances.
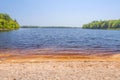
[0,61,120,80]
[0,49,120,80]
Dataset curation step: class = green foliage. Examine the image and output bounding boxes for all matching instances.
[0,13,19,31]
[82,19,120,29]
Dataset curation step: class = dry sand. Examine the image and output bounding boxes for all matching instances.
[0,49,120,80]
[0,61,120,80]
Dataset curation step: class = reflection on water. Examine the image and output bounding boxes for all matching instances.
[0,28,120,54]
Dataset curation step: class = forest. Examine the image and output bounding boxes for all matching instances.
[0,13,19,31]
[82,19,120,29]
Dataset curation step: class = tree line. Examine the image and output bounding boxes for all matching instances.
[82,19,120,29]
[0,13,19,31]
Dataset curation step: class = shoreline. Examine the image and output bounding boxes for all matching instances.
[0,48,120,62]
[0,49,120,80]
[0,52,120,63]
[0,55,120,80]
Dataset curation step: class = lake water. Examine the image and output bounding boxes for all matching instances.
[0,28,120,54]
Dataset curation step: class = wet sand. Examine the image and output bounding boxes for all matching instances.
[0,49,120,80]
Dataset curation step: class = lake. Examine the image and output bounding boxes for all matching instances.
[0,28,120,54]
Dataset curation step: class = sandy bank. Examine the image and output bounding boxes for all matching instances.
[0,49,120,80]
[0,61,120,80]
[0,53,120,63]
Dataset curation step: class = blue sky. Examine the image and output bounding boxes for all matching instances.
[0,0,120,27]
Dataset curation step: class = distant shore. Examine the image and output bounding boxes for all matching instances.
[20,26,81,28]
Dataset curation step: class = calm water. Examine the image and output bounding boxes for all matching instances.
[0,28,120,52]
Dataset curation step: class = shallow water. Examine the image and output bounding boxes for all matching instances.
[0,28,120,53]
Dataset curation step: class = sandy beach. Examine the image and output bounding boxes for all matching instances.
[0,61,120,80]
[0,51,120,80]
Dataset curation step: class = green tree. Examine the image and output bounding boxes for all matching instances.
[0,13,19,31]
[82,19,120,30]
